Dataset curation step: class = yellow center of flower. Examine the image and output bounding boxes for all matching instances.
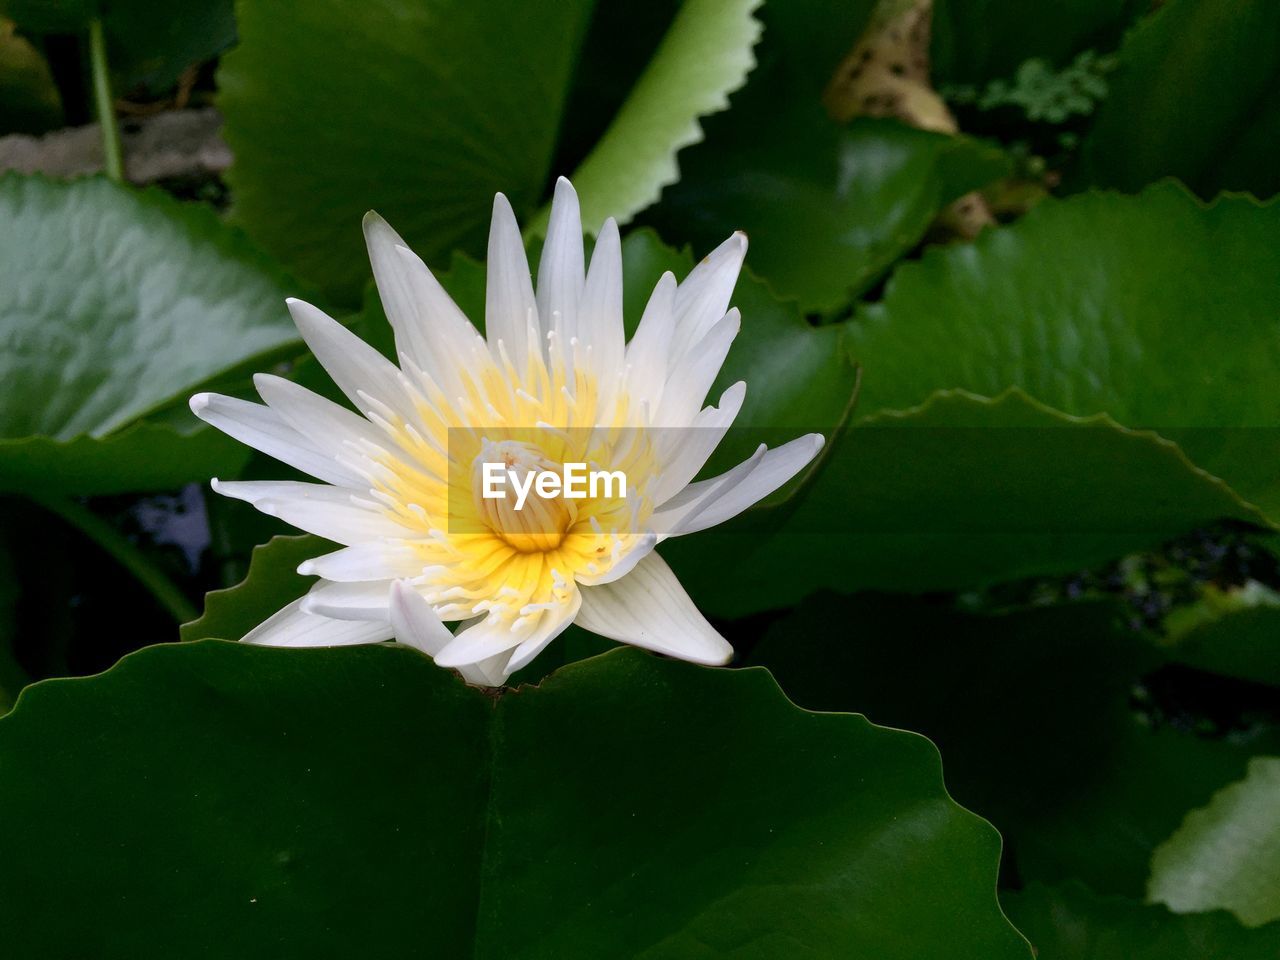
[363,334,658,630]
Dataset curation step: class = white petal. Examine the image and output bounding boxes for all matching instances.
[393,244,485,400]
[300,580,393,621]
[486,193,538,369]
[388,581,452,655]
[388,583,505,685]
[536,177,584,345]
[652,443,767,536]
[286,298,417,423]
[575,553,732,665]
[624,272,676,414]
[578,217,625,378]
[241,599,393,647]
[504,588,582,674]
[212,478,416,545]
[189,393,363,488]
[671,231,747,360]
[657,434,824,536]
[654,309,740,428]
[254,373,391,463]
[434,615,524,667]
[298,540,425,581]
[363,211,436,374]
[649,381,746,505]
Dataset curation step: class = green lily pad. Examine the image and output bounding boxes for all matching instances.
[0,176,301,440]
[218,0,595,303]
[665,389,1263,615]
[0,175,302,494]
[1076,0,1280,199]
[749,591,1280,898]
[1149,756,1280,927]
[0,641,1030,958]
[849,185,1280,512]
[1004,882,1280,959]
[666,184,1280,613]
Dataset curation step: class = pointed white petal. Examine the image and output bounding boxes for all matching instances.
[575,553,732,665]
[503,588,582,674]
[190,393,363,488]
[393,244,485,399]
[286,298,416,422]
[650,381,746,505]
[657,434,824,536]
[300,579,393,621]
[578,217,624,376]
[486,193,538,368]
[388,581,453,655]
[434,614,524,667]
[363,211,436,371]
[655,309,740,427]
[212,478,415,545]
[624,272,676,413]
[652,443,767,536]
[536,177,584,344]
[241,599,393,647]
[298,540,424,582]
[254,373,390,462]
[672,231,747,359]
[389,584,501,685]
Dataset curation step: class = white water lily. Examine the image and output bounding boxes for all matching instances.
[191,179,822,685]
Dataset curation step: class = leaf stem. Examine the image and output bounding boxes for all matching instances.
[88,18,124,182]
[30,495,199,626]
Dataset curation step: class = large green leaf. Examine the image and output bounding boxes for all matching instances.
[932,0,1142,86]
[539,0,762,234]
[1004,882,1280,959]
[219,0,595,303]
[646,0,1008,314]
[0,175,300,440]
[1148,756,1280,927]
[0,175,302,494]
[665,389,1263,614]
[848,185,1280,512]
[0,641,1030,957]
[750,591,1280,897]
[1076,0,1280,199]
[0,422,251,497]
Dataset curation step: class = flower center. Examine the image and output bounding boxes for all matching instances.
[471,439,573,553]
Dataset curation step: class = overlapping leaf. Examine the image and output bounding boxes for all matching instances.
[1149,757,1280,927]
[1076,0,1280,199]
[750,592,1280,898]
[0,641,1030,958]
[0,176,305,495]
